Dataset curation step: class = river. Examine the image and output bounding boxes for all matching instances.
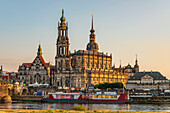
[0,102,170,112]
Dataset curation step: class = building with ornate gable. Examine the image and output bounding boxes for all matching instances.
[18,45,54,84]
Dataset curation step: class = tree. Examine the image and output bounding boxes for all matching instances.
[95,82,123,89]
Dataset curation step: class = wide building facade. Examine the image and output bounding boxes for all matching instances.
[53,9,139,89]
[126,71,170,92]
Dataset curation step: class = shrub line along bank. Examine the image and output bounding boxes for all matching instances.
[0,109,168,113]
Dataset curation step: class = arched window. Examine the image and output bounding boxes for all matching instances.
[100,63,102,68]
[85,61,88,67]
[91,62,93,68]
[63,30,65,36]
[30,76,32,80]
[63,47,66,55]
[58,62,61,68]
[60,30,62,36]
[60,47,62,54]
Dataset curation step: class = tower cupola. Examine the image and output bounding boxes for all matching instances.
[60,9,66,24]
[86,13,99,52]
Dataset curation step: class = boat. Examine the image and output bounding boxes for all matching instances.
[41,92,129,104]
[130,93,154,98]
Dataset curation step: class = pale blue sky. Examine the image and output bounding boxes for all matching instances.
[0,0,170,78]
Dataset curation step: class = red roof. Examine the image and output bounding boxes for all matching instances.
[49,65,55,69]
[19,55,51,70]
[2,72,18,79]
[23,63,32,68]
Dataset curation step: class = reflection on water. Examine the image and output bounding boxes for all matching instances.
[0,102,169,112]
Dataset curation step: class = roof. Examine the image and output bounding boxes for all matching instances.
[128,71,167,80]
[23,63,32,68]
[49,65,55,69]
[2,72,18,79]
[72,50,112,58]
[19,55,50,70]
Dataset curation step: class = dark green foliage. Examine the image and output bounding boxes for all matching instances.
[95,82,123,89]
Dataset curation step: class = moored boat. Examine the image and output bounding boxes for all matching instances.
[41,92,129,104]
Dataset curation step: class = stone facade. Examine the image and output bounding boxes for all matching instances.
[126,71,170,91]
[53,9,139,89]
[18,45,54,84]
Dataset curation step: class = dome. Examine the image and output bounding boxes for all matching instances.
[60,9,66,22]
[86,41,99,51]
[60,16,66,21]
[126,64,132,69]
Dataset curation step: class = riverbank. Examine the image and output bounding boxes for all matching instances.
[0,109,168,113]
[11,95,43,102]
[11,95,170,104]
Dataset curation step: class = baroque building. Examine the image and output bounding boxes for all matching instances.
[53,9,139,88]
[126,71,170,92]
[18,45,54,84]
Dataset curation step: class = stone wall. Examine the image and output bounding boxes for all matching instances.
[0,82,8,99]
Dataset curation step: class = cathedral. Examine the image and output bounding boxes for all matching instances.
[18,9,139,88]
[53,9,139,88]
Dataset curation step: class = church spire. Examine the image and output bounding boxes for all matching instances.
[90,13,95,41]
[37,44,42,56]
[86,13,99,52]
[134,54,139,72]
[135,54,138,65]
[92,13,94,30]
[119,60,122,68]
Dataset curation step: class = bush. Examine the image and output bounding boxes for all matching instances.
[58,109,64,112]
[73,105,87,111]
[46,109,55,113]
[93,110,97,112]
[95,82,124,89]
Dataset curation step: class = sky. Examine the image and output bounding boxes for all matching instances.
[0,0,170,78]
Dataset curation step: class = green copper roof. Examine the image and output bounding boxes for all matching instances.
[60,9,66,21]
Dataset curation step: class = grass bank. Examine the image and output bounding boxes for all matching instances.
[0,109,168,113]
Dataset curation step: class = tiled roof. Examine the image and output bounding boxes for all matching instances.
[128,71,167,80]
[49,65,55,69]
[23,63,32,68]
[19,55,50,70]
[2,72,18,79]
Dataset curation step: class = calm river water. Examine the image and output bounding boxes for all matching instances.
[0,102,170,112]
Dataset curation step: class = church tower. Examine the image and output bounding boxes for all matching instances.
[86,13,99,52]
[56,9,69,57]
[55,9,70,72]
